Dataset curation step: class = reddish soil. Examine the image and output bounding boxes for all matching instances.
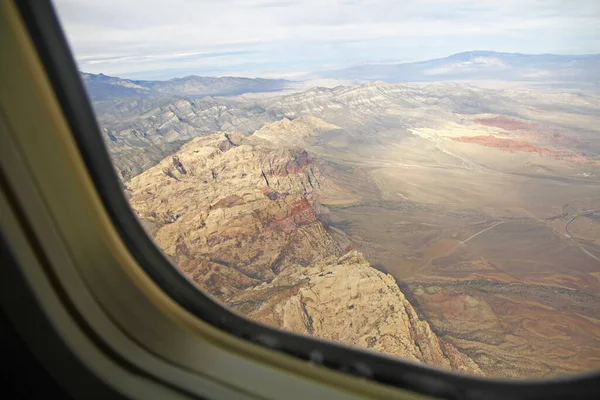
[451,136,550,153]
[451,135,600,166]
[473,115,581,148]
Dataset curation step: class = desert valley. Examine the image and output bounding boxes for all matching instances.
[82,51,600,379]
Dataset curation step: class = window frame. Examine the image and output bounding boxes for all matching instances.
[4,0,600,398]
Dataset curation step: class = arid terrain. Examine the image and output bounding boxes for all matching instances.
[124,131,481,374]
[92,75,600,379]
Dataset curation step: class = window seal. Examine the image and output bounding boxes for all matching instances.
[14,1,600,399]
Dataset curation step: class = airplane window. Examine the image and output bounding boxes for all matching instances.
[51,0,600,380]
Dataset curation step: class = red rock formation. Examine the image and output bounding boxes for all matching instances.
[273,199,317,233]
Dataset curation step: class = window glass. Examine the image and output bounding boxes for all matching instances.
[53,0,600,379]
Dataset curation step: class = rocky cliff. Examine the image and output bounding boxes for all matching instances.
[127,131,341,295]
[126,123,482,374]
[232,250,481,373]
[95,97,282,180]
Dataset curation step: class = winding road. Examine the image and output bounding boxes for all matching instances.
[565,210,600,263]
[460,221,504,244]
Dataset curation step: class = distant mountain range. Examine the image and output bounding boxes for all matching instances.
[318,51,600,83]
[81,72,291,100]
[82,51,599,101]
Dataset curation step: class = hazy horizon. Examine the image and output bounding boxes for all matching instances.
[54,0,600,80]
[78,49,598,82]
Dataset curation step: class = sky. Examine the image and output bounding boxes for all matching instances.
[53,0,600,80]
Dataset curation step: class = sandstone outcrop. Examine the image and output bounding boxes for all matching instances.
[232,250,481,373]
[127,131,341,295]
[127,127,482,374]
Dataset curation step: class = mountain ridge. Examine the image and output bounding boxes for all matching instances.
[82,50,600,101]
[316,50,600,83]
[125,130,483,374]
[81,71,291,100]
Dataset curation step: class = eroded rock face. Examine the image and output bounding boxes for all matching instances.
[128,131,340,296]
[233,250,481,373]
[95,97,282,180]
[126,126,481,375]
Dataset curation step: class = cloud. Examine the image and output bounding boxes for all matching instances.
[52,0,600,79]
[424,57,509,75]
[247,0,297,8]
[82,50,254,66]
